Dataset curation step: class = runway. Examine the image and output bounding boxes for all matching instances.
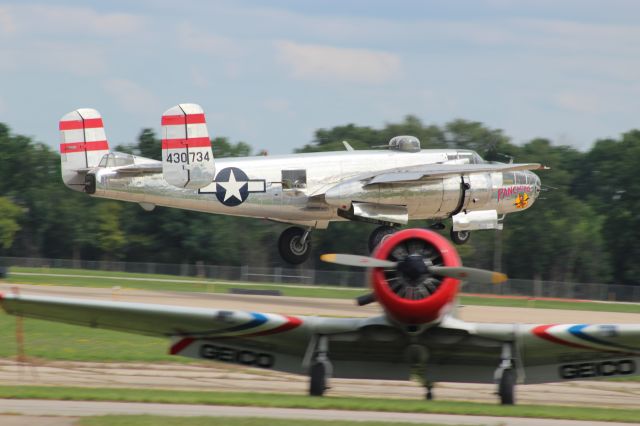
[0,399,635,426]
[2,283,639,323]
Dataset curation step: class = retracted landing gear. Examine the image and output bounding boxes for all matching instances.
[368,225,397,252]
[278,226,312,264]
[450,228,471,245]
[495,343,516,405]
[309,335,332,397]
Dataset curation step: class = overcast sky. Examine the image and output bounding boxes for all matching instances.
[1,0,639,154]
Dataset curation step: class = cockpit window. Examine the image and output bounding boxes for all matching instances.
[98,152,135,168]
[457,151,484,164]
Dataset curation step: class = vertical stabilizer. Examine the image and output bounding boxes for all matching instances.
[59,108,109,191]
[161,103,215,189]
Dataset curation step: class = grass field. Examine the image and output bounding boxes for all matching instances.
[0,312,175,362]
[1,386,640,423]
[5,267,640,313]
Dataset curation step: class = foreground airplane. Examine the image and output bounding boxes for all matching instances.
[2,229,638,404]
[59,104,544,263]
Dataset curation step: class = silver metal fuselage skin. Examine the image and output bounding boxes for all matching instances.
[91,149,541,226]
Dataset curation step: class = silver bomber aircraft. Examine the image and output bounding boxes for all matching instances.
[2,229,639,404]
[59,104,544,263]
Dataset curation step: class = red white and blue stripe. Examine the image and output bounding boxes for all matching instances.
[169,312,302,355]
[533,324,640,355]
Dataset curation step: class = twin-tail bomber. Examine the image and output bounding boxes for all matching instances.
[59,104,545,263]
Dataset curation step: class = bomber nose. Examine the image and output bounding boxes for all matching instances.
[528,171,541,199]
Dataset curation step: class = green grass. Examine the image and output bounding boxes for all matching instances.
[6,267,363,300]
[1,386,640,423]
[461,295,640,313]
[5,266,640,313]
[79,416,454,426]
[0,311,175,363]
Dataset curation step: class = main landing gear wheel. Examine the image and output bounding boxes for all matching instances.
[498,369,516,405]
[278,226,311,264]
[368,225,397,252]
[450,229,471,245]
[309,362,328,396]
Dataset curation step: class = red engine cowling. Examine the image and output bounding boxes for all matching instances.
[371,229,461,325]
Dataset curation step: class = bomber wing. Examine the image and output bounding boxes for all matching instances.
[364,162,543,186]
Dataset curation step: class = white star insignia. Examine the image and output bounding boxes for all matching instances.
[218,169,247,202]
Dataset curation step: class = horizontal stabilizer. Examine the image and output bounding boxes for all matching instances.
[59,108,110,191]
[161,103,215,189]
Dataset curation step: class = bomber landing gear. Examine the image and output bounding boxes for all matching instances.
[450,228,471,245]
[368,225,397,252]
[278,226,312,264]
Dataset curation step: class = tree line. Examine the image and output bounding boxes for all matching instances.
[0,117,637,286]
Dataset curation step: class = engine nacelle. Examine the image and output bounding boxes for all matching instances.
[370,229,461,325]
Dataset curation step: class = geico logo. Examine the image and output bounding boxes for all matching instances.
[559,359,635,379]
[199,344,274,368]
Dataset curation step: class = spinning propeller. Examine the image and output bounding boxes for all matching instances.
[321,235,507,307]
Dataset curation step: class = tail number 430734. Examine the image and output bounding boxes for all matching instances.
[166,151,211,164]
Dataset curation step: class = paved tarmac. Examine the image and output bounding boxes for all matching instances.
[0,399,636,426]
[2,283,639,323]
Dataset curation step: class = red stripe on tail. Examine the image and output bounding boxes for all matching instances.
[59,118,104,131]
[161,137,211,150]
[60,140,109,154]
[161,114,206,126]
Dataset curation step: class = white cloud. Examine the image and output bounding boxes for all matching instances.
[4,4,145,38]
[275,41,401,84]
[177,22,243,56]
[554,91,602,114]
[0,6,16,35]
[102,79,159,115]
[261,98,296,118]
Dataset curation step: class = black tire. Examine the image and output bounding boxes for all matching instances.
[499,369,516,405]
[309,362,326,396]
[450,229,471,245]
[278,227,311,264]
[368,225,396,252]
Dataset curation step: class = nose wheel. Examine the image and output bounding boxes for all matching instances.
[368,225,397,252]
[278,226,312,264]
[450,229,471,245]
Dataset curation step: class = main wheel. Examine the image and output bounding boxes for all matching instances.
[498,369,516,405]
[450,229,471,245]
[368,225,397,252]
[278,226,311,264]
[309,362,327,396]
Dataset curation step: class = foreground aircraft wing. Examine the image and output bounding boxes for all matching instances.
[2,293,639,383]
[0,293,386,377]
[364,162,543,186]
[423,319,640,384]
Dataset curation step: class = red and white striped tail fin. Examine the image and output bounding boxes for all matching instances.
[59,108,110,190]
[161,103,215,189]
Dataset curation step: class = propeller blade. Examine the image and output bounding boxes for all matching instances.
[429,266,507,284]
[320,254,397,268]
[356,293,376,306]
